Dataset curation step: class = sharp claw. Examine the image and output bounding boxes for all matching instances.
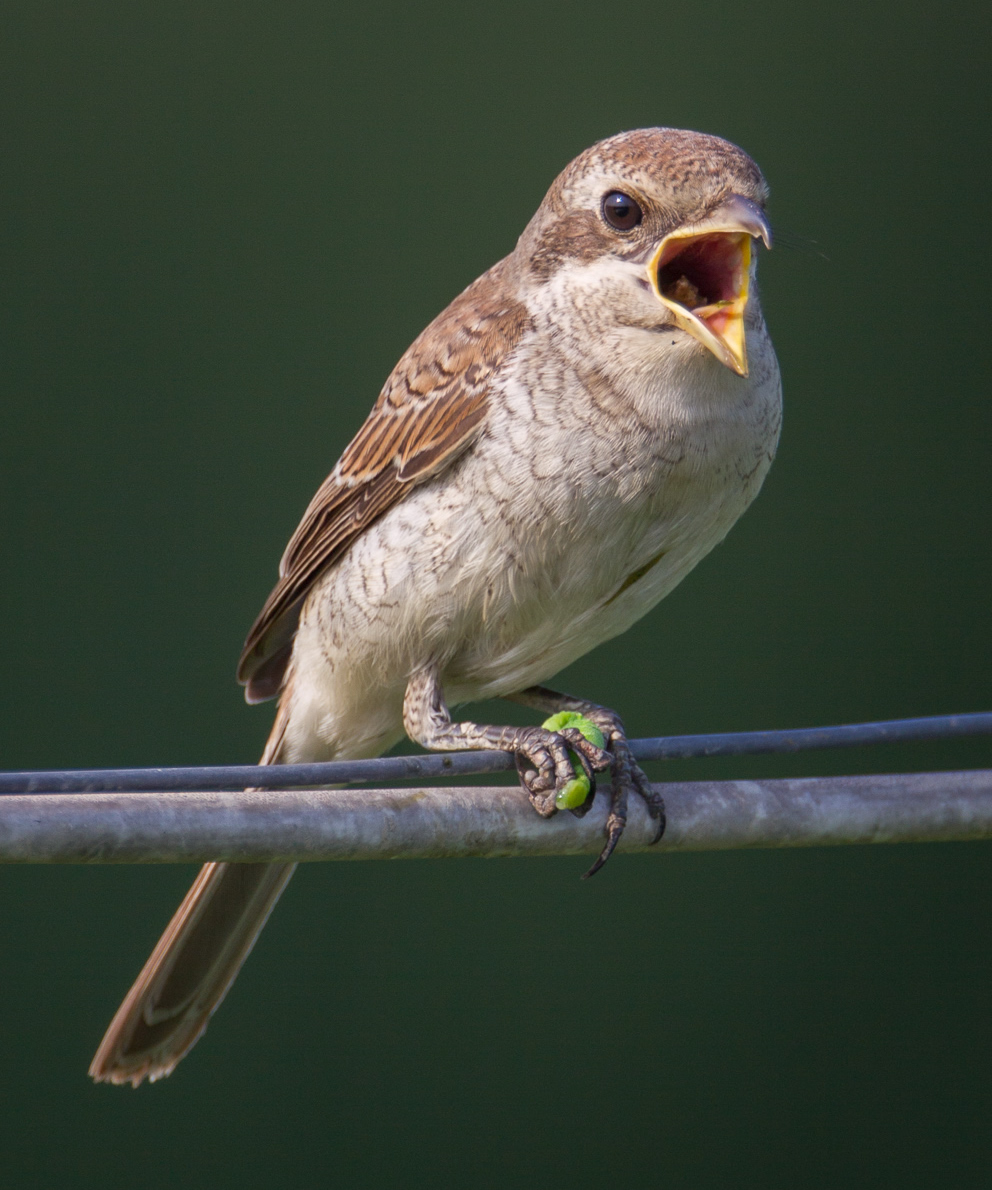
[630,769,666,844]
[646,793,667,844]
[650,812,666,845]
[582,818,623,879]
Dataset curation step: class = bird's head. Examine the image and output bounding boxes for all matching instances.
[516,128,772,378]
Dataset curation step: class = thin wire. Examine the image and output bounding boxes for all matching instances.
[1,711,990,795]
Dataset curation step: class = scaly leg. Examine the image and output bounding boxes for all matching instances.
[508,686,666,878]
[403,665,611,817]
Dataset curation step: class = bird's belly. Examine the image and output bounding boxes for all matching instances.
[296,459,729,719]
[441,475,751,702]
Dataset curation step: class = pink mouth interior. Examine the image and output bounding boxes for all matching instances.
[656,233,746,321]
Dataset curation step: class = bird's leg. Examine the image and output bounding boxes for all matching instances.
[403,665,611,817]
[507,686,666,877]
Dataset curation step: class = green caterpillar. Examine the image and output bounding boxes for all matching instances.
[541,712,606,810]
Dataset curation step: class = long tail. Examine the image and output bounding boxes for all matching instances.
[89,703,298,1087]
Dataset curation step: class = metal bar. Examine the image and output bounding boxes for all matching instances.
[1,711,990,795]
[1,770,990,864]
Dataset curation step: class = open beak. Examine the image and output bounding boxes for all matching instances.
[647,194,772,377]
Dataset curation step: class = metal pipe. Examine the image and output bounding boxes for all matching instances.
[2,770,990,864]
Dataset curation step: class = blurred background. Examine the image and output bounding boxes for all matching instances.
[1,1,989,1185]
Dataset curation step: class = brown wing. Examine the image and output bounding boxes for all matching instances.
[237,262,530,703]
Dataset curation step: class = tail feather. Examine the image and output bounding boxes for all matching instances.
[88,861,296,1086]
[89,679,299,1087]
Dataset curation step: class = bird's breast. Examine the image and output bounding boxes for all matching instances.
[433,332,781,696]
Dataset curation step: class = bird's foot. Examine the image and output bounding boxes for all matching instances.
[508,687,666,877]
[513,724,612,817]
[403,667,662,876]
[580,707,665,878]
[403,665,611,818]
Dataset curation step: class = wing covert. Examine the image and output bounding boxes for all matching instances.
[237,265,530,703]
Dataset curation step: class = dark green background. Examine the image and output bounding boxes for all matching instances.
[1,1,989,1185]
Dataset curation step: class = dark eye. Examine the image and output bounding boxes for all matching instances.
[602,191,643,231]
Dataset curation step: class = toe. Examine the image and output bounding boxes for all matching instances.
[558,728,611,772]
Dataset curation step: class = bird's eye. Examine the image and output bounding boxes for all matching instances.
[602,191,643,231]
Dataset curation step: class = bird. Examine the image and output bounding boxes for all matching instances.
[89,127,782,1086]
